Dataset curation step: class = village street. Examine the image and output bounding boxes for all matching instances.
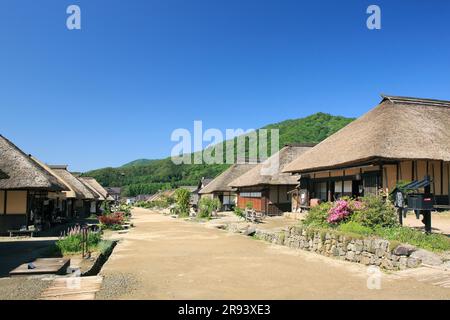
[96,208,450,299]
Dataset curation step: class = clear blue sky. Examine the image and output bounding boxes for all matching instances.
[1,0,449,172]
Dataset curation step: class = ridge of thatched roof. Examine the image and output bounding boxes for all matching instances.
[0,135,67,191]
[148,189,177,202]
[198,163,257,194]
[48,165,98,200]
[79,177,110,201]
[283,95,450,173]
[229,145,313,187]
[30,157,78,198]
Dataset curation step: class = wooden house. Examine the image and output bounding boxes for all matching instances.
[229,144,314,215]
[198,163,257,211]
[79,176,114,213]
[283,95,450,209]
[47,165,98,217]
[0,135,68,234]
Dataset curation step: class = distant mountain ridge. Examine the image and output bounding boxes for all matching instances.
[122,159,156,167]
[84,112,354,196]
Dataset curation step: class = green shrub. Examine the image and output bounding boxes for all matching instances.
[373,226,450,252]
[100,223,124,231]
[351,195,398,228]
[112,203,132,216]
[197,197,221,219]
[245,202,254,209]
[337,221,373,236]
[174,188,191,217]
[56,228,102,255]
[234,206,245,218]
[101,201,111,214]
[303,202,332,227]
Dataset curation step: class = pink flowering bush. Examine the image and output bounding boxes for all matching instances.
[327,198,365,224]
[327,200,351,224]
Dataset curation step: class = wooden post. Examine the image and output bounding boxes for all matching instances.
[4,190,7,215]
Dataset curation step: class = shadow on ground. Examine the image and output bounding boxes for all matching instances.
[0,240,58,277]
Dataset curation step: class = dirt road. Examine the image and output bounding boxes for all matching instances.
[97,208,450,299]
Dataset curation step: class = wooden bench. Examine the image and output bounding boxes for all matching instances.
[8,229,35,238]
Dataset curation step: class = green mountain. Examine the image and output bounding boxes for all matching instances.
[83,112,354,197]
[121,159,157,168]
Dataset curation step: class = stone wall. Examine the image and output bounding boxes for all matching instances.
[238,225,427,270]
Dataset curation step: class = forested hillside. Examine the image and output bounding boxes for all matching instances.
[84,112,354,196]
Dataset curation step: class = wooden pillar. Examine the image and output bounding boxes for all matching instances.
[277,185,280,204]
[26,190,30,226]
[448,162,450,206]
[4,190,7,215]
[379,162,384,194]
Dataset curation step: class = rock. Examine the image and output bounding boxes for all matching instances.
[244,226,257,236]
[363,239,372,252]
[381,258,394,270]
[410,249,443,266]
[331,246,339,256]
[346,251,355,262]
[443,261,450,270]
[407,257,420,268]
[399,257,408,270]
[360,255,371,265]
[375,248,385,258]
[354,240,364,253]
[392,244,416,256]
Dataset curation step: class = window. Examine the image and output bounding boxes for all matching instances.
[314,182,327,202]
[240,192,262,198]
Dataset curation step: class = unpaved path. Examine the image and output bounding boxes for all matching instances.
[97,208,450,299]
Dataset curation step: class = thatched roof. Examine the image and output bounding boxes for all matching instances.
[0,169,9,179]
[148,189,177,202]
[284,95,450,173]
[79,177,112,201]
[105,187,121,196]
[0,135,67,191]
[179,186,197,193]
[198,163,257,194]
[229,144,314,187]
[30,157,77,198]
[48,165,98,200]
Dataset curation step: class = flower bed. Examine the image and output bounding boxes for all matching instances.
[55,226,102,255]
[303,196,450,252]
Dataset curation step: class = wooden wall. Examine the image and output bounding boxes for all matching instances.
[0,190,27,215]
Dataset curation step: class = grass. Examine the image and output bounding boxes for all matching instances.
[316,221,450,253]
[55,232,102,255]
[373,226,450,252]
[97,240,115,255]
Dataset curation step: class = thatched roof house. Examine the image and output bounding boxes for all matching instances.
[283,95,450,207]
[148,189,177,202]
[48,165,97,200]
[284,95,450,173]
[0,135,69,233]
[79,177,114,201]
[229,144,315,188]
[228,145,314,215]
[198,164,257,195]
[0,135,66,191]
[198,163,257,211]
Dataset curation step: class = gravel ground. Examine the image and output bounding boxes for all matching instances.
[0,277,51,300]
[95,272,140,300]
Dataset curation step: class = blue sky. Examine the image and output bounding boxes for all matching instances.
[1,0,449,172]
